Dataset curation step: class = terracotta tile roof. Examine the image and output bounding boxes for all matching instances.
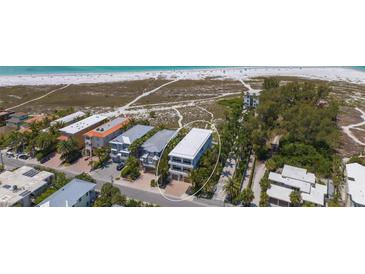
[24,115,47,124]
[57,135,69,141]
[84,118,130,138]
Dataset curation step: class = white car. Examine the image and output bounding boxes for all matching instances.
[6,151,15,158]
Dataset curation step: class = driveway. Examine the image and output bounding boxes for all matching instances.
[213,156,236,201]
[164,180,191,198]
[90,161,120,182]
[252,161,266,206]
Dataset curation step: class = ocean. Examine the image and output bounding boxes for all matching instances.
[0,66,227,76]
[0,66,364,76]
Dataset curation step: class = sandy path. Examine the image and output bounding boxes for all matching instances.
[173,107,183,128]
[103,79,179,118]
[342,107,365,146]
[196,105,214,123]
[5,84,71,111]
[239,79,260,95]
[129,92,241,109]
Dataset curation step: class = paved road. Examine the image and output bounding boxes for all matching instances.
[2,155,214,207]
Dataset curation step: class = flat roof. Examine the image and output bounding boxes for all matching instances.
[142,129,177,153]
[301,183,327,206]
[267,183,327,206]
[50,111,86,126]
[0,166,53,207]
[169,128,212,160]
[84,117,129,138]
[60,115,107,135]
[282,165,315,184]
[38,179,95,207]
[269,172,311,193]
[346,163,365,206]
[267,184,292,203]
[110,124,154,145]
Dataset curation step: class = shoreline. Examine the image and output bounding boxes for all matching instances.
[0,67,365,87]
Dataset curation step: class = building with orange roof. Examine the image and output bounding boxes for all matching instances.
[84,117,130,156]
[58,115,107,148]
[18,114,49,134]
[24,114,48,125]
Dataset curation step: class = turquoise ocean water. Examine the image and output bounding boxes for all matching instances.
[0,66,227,76]
[0,66,364,76]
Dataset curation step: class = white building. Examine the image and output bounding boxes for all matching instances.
[59,115,107,147]
[267,165,327,207]
[345,163,365,207]
[50,111,86,126]
[0,166,54,207]
[38,179,96,207]
[168,128,212,181]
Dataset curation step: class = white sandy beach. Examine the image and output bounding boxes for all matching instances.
[0,67,365,87]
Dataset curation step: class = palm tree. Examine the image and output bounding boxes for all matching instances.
[289,190,302,207]
[57,137,80,164]
[240,187,254,207]
[6,131,25,152]
[223,177,239,201]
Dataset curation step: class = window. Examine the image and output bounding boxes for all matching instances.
[183,159,192,165]
[172,157,181,162]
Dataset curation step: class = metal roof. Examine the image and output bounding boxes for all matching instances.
[141,129,176,153]
[50,111,86,126]
[110,125,154,145]
[169,128,212,160]
[38,179,95,207]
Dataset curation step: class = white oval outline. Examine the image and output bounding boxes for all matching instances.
[155,119,221,202]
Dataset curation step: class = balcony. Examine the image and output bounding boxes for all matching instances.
[168,160,193,168]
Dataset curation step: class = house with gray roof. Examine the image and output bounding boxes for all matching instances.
[6,112,29,128]
[109,124,154,163]
[140,129,176,169]
[37,179,96,207]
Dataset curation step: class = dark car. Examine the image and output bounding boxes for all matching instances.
[116,162,125,171]
[18,154,29,160]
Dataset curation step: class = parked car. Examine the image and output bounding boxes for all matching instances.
[116,162,125,171]
[6,150,15,158]
[17,154,29,160]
